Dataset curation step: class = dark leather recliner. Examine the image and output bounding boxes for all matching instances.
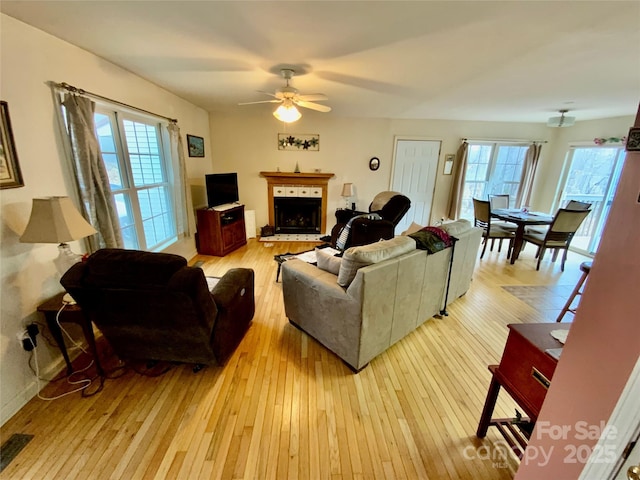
[60,248,255,367]
[330,191,411,249]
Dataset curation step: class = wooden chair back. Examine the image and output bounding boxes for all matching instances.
[473,198,491,228]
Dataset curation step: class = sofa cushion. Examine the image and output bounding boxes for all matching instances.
[337,236,416,287]
[316,248,342,275]
[401,221,424,236]
[440,219,472,236]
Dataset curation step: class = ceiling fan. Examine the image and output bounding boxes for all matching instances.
[239,68,331,122]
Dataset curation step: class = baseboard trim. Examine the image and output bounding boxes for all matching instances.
[0,350,78,427]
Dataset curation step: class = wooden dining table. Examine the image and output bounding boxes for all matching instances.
[491,209,554,264]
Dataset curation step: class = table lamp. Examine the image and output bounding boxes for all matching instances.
[341,182,355,210]
[20,196,97,275]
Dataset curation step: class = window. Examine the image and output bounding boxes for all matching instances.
[555,145,625,255]
[94,110,176,250]
[460,142,529,219]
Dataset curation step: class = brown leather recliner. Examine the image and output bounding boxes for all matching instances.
[330,191,411,249]
[60,248,254,368]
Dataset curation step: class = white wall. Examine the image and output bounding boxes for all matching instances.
[208,112,632,234]
[0,14,212,425]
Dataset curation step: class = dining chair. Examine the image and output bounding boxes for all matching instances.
[488,194,518,232]
[488,194,510,209]
[527,199,592,236]
[565,199,592,211]
[473,198,515,259]
[522,208,591,271]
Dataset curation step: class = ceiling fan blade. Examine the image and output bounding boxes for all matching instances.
[315,71,411,96]
[238,99,281,105]
[295,100,332,113]
[256,90,279,98]
[296,93,328,102]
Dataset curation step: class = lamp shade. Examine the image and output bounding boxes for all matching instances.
[273,103,302,123]
[341,183,355,197]
[20,196,97,244]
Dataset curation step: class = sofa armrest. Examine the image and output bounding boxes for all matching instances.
[210,268,255,365]
[167,266,218,332]
[335,208,367,224]
[282,259,364,369]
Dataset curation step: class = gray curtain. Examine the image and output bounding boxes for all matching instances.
[516,143,542,208]
[446,141,469,220]
[166,122,191,238]
[62,94,123,250]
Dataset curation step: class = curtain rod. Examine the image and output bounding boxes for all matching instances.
[461,137,548,144]
[52,82,178,123]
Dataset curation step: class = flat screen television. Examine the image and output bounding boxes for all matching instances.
[206,173,239,208]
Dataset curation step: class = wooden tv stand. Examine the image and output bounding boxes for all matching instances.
[197,205,246,256]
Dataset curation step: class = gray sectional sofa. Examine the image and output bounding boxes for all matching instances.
[282,220,483,372]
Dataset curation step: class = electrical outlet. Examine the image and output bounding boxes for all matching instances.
[16,330,29,343]
[17,330,33,351]
[17,323,38,351]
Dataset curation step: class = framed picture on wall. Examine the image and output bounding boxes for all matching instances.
[187,134,205,157]
[0,101,24,189]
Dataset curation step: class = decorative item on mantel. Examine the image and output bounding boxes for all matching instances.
[278,133,319,151]
[593,136,627,145]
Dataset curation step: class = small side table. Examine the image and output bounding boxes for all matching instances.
[274,252,300,282]
[37,292,104,376]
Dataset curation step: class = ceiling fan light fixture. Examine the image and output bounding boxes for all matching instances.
[273,103,301,123]
[547,109,576,128]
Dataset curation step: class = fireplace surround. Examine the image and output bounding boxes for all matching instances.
[260,171,335,234]
[274,197,322,234]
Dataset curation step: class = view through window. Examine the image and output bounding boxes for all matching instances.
[460,142,529,219]
[94,110,176,250]
[555,145,626,255]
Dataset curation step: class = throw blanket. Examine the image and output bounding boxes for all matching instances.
[336,213,382,250]
[408,226,453,254]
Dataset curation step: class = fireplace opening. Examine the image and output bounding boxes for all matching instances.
[274,197,322,234]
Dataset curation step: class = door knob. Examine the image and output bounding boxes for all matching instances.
[628,464,640,480]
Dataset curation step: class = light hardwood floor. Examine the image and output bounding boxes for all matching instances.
[0,239,589,480]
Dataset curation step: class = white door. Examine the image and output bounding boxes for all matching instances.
[391,139,440,234]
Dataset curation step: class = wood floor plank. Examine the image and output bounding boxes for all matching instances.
[0,239,591,480]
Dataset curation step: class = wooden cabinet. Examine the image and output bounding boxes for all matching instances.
[476,322,570,456]
[196,205,246,256]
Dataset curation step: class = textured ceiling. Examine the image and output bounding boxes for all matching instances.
[2,0,639,123]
